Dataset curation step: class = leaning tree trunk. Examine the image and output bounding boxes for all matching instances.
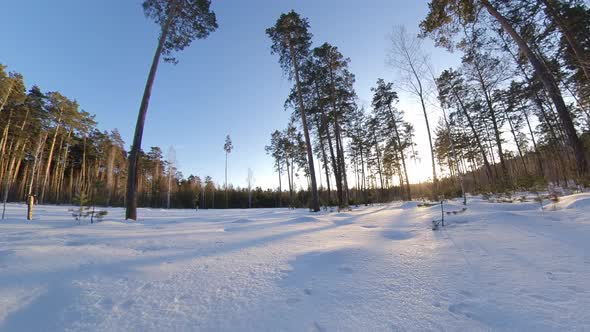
[481,0,588,177]
[0,79,15,113]
[542,0,590,82]
[126,11,174,220]
[413,72,437,197]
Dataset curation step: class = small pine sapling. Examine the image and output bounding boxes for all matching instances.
[90,180,108,223]
[70,192,91,224]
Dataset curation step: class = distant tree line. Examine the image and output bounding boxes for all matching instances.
[0,65,285,210]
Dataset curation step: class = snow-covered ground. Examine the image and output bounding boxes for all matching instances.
[0,194,589,331]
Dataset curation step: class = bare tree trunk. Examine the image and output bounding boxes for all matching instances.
[126,10,174,220]
[288,45,320,211]
[418,93,438,195]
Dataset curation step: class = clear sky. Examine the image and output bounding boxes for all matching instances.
[1,0,461,189]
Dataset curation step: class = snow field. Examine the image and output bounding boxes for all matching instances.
[0,195,589,331]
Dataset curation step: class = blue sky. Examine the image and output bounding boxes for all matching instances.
[1,0,460,189]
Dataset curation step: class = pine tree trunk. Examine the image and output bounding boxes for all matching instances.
[126,10,174,220]
[521,108,544,176]
[27,132,48,197]
[503,107,529,176]
[167,166,172,209]
[0,115,12,187]
[40,118,61,203]
[289,42,320,211]
[0,79,15,113]
[277,159,282,207]
[371,127,385,190]
[387,105,411,200]
[327,64,349,207]
[542,0,590,82]
[500,32,565,160]
[452,87,494,180]
[415,78,437,196]
[106,145,116,205]
[442,108,466,205]
[474,65,509,182]
[225,152,228,209]
[314,81,342,207]
[285,157,293,207]
[324,115,342,206]
[359,146,368,204]
[481,0,588,177]
[316,119,332,203]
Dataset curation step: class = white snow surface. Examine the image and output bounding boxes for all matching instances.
[0,196,589,331]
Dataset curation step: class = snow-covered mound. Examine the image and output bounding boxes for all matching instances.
[232,218,253,224]
[286,215,320,223]
[553,193,590,210]
[0,199,589,331]
[398,201,420,209]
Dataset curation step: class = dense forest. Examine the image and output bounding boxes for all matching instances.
[266,0,590,210]
[0,65,285,209]
[1,0,589,214]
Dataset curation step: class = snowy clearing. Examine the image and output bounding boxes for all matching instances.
[1,195,590,331]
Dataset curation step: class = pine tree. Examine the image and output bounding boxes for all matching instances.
[421,0,589,178]
[266,11,320,212]
[371,79,412,200]
[223,134,233,208]
[126,0,218,220]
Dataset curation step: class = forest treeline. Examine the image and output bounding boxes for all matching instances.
[1,0,590,213]
[0,65,280,209]
[265,0,590,210]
